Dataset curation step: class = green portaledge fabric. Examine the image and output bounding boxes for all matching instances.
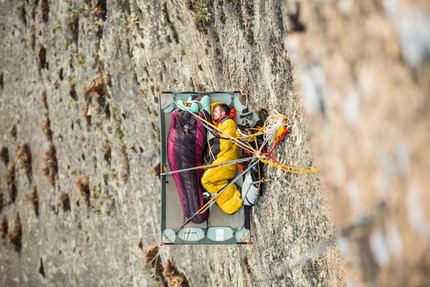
[160,91,251,245]
[162,227,250,245]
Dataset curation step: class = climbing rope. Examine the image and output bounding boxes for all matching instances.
[263,110,290,143]
[236,110,289,143]
[237,109,317,174]
[175,100,317,175]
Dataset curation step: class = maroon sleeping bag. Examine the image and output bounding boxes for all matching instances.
[167,109,210,223]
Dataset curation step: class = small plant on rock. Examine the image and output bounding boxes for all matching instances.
[195,0,212,23]
[127,14,140,30]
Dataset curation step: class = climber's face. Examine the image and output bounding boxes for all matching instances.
[213,106,224,122]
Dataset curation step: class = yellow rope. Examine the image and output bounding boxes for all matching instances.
[185,107,258,154]
[176,102,317,174]
[260,158,318,174]
[237,114,290,144]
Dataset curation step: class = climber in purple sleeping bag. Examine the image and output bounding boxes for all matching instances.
[167,95,210,223]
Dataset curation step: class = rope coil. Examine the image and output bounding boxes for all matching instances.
[263,110,290,143]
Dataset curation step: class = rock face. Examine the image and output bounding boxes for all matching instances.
[285,0,430,286]
[0,0,427,286]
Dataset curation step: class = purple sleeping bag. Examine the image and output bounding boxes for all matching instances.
[167,109,210,223]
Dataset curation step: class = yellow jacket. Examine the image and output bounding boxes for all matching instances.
[202,117,242,214]
[209,117,239,164]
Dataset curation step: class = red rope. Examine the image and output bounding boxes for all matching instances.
[267,126,291,157]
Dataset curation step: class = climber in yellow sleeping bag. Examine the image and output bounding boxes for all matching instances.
[201,103,242,214]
